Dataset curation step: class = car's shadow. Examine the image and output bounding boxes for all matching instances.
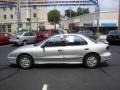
[33,64,84,69]
[9,62,109,69]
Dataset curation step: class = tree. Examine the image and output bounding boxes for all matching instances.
[48,10,60,24]
[64,8,90,17]
[76,7,89,16]
[65,9,76,17]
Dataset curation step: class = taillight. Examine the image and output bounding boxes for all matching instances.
[106,46,109,50]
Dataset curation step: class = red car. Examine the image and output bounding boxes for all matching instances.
[0,32,11,45]
[36,29,64,42]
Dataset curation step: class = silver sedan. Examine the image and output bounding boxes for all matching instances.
[8,34,112,69]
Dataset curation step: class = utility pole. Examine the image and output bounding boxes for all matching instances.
[54,5,56,29]
[69,7,72,31]
[28,0,32,31]
[118,0,120,30]
[95,0,100,40]
[36,7,39,31]
[17,0,21,32]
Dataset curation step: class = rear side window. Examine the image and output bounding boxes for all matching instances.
[24,32,31,36]
[65,35,87,46]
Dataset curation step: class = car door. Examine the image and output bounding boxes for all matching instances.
[4,33,10,44]
[0,33,8,44]
[23,32,33,44]
[64,35,90,62]
[29,32,36,43]
[40,35,65,62]
[0,33,3,44]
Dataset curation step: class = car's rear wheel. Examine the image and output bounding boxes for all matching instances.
[83,54,100,68]
[23,40,27,46]
[17,55,33,69]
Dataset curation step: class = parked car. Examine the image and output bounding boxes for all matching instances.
[0,32,11,45]
[68,29,77,33]
[36,29,64,42]
[8,34,112,69]
[10,31,36,46]
[106,30,120,44]
[77,30,97,40]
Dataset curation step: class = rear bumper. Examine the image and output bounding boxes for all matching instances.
[101,52,112,62]
[10,39,22,45]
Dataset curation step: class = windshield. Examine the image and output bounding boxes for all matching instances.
[34,38,47,46]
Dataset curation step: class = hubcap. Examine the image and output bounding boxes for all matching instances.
[20,57,30,68]
[87,56,97,67]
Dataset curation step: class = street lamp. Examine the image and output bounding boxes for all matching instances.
[118,0,120,30]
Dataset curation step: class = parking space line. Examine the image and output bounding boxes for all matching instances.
[42,84,48,90]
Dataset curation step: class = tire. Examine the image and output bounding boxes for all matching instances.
[23,40,27,46]
[17,55,33,69]
[83,54,100,68]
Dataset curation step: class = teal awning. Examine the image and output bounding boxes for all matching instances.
[101,22,117,27]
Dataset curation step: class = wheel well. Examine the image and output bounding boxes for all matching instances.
[17,53,34,64]
[83,52,101,61]
[23,40,27,42]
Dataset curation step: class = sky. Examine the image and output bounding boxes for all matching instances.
[99,0,118,11]
[47,0,119,15]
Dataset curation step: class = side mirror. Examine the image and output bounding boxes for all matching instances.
[41,44,45,48]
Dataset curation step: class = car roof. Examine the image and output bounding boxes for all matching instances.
[53,34,84,37]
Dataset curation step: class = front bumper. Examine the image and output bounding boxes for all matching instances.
[101,52,112,62]
[8,57,17,64]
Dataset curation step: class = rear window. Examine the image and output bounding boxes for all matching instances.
[83,35,98,43]
[109,31,120,35]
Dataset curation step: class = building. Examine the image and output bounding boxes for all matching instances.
[60,11,118,34]
[0,0,48,33]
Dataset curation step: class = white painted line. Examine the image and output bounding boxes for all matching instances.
[42,84,48,90]
[0,44,13,47]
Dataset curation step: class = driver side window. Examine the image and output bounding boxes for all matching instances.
[44,36,65,47]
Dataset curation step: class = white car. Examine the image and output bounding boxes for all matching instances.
[10,31,36,46]
[8,34,112,69]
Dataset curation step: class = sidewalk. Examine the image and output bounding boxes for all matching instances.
[100,35,107,40]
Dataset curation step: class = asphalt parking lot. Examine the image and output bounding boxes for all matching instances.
[0,44,120,90]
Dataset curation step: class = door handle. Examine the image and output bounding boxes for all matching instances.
[58,49,62,52]
[84,48,89,50]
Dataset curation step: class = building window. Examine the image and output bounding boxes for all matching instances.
[3,7,6,11]
[4,15,7,19]
[8,25,11,32]
[10,14,13,19]
[33,13,37,18]
[10,7,13,10]
[33,6,36,9]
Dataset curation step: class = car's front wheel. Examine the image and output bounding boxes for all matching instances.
[17,55,33,69]
[83,54,100,68]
